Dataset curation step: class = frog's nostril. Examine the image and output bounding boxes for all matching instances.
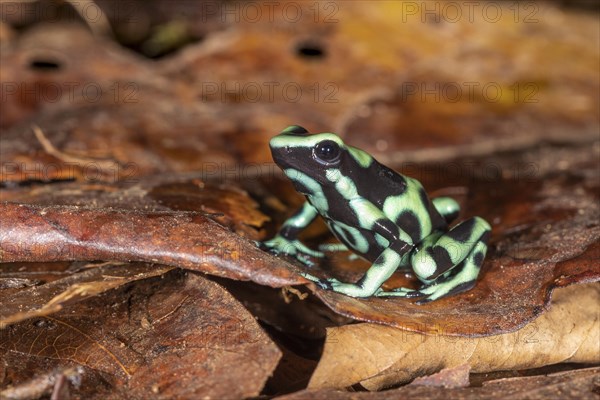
[285,146,291,153]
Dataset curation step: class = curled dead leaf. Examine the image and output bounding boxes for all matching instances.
[1,270,282,399]
[0,262,173,328]
[0,202,306,288]
[308,283,600,390]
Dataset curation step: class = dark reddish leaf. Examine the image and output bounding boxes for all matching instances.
[1,176,270,236]
[0,202,306,288]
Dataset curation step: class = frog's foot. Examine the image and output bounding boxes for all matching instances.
[409,240,488,304]
[318,243,348,252]
[260,235,324,266]
[373,286,415,297]
[411,217,490,283]
[300,272,339,290]
[302,273,386,297]
[300,272,338,290]
[409,279,477,305]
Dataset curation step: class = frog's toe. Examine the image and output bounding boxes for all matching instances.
[315,279,334,290]
[410,283,459,304]
[408,280,442,296]
[299,271,320,282]
[300,273,337,291]
[257,240,275,252]
[414,286,451,304]
[304,250,325,259]
[374,287,415,297]
[415,296,436,305]
[348,253,360,261]
[404,290,427,298]
[296,242,325,258]
[296,254,316,267]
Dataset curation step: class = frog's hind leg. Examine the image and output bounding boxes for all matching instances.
[408,216,491,303]
[432,197,460,224]
[318,243,349,252]
[412,240,489,304]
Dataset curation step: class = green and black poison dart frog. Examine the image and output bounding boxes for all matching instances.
[261,125,491,304]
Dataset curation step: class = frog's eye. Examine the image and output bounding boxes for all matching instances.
[314,140,341,164]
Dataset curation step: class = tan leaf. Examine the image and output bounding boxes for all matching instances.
[309,283,600,390]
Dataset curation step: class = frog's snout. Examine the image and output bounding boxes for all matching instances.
[269,136,293,154]
[269,136,283,151]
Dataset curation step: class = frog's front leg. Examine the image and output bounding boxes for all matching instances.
[303,239,413,297]
[408,216,491,303]
[261,201,324,265]
[305,200,416,297]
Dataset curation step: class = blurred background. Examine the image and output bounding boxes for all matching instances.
[1,0,598,181]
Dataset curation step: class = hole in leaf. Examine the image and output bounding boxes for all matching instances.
[28,59,63,71]
[296,42,326,59]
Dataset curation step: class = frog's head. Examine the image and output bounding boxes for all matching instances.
[269,125,373,194]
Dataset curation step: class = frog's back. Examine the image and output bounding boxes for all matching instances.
[355,160,447,244]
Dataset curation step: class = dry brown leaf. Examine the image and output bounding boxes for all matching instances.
[308,283,600,390]
[0,262,173,328]
[0,202,306,288]
[0,24,235,184]
[0,175,270,236]
[1,270,282,399]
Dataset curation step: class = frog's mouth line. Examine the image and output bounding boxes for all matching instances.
[270,148,310,171]
[270,151,286,166]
